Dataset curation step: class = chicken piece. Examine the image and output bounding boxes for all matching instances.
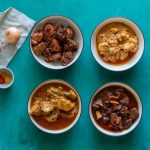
[120,31,129,40]
[66,39,79,51]
[61,51,74,65]
[55,97,75,111]
[130,45,139,53]
[120,51,129,60]
[110,28,119,33]
[29,99,54,116]
[44,109,59,122]
[65,27,74,39]
[109,47,120,55]
[129,37,138,44]
[33,42,47,55]
[47,86,64,97]
[55,25,66,41]
[49,38,61,52]
[107,36,118,45]
[29,99,42,115]
[31,30,44,45]
[59,106,78,118]
[43,23,56,41]
[116,34,123,42]
[123,42,136,52]
[40,101,54,114]
[47,53,61,63]
[64,90,77,100]
[98,42,109,52]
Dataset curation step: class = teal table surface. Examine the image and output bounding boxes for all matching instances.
[0,0,150,150]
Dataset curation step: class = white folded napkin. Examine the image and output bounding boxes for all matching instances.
[0,7,35,67]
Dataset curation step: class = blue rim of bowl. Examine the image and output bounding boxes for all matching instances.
[90,17,145,72]
[29,15,84,70]
[88,82,143,137]
[0,67,14,89]
[27,79,82,134]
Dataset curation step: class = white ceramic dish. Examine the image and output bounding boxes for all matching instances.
[28,80,82,134]
[89,82,142,137]
[0,68,14,89]
[30,15,83,70]
[91,17,144,71]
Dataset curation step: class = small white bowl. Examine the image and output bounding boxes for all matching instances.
[30,15,83,70]
[28,80,82,134]
[89,82,142,137]
[0,68,14,89]
[91,17,144,71]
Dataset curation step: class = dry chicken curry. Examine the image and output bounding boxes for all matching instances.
[29,83,79,130]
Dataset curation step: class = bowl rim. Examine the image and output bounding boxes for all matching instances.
[89,82,143,137]
[29,15,84,70]
[90,17,145,72]
[0,67,14,89]
[27,79,82,134]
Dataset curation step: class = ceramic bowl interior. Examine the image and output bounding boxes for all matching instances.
[91,17,144,71]
[30,15,83,70]
[28,80,82,134]
[0,68,14,89]
[89,82,142,136]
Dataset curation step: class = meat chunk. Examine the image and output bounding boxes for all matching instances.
[47,53,61,63]
[66,39,79,51]
[129,108,139,120]
[43,23,56,41]
[33,42,47,55]
[110,113,122,126]
[102,116,110,123]
[30,99,54,116]
[92,99,103,110]
[49,39,62,52]
[122,119,132,129]
[65,27,74,39]
[61,51,74,65]
[120,106,129,116]
[55,97,75,112]
[119,95,129,106]
[31,30,44,45]
[55,25,66,41]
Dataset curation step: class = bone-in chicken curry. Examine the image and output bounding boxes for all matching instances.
[29,82,79,130]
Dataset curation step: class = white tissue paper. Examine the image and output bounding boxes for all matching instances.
[0,7,35,67]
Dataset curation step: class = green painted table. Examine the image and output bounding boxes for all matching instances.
[0,0,150,150]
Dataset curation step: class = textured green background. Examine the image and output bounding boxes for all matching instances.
[0,0,150,150]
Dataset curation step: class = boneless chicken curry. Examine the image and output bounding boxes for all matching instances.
[29,83,79,130]
[96,22,139,65]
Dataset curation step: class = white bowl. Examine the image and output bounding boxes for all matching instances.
[91,17,144,71]
[89,82,142,137]
[28,80,82,134]
[30,15,83,70]
[0,67,14,89]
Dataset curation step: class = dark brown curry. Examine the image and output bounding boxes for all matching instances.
[92,85,139,132]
